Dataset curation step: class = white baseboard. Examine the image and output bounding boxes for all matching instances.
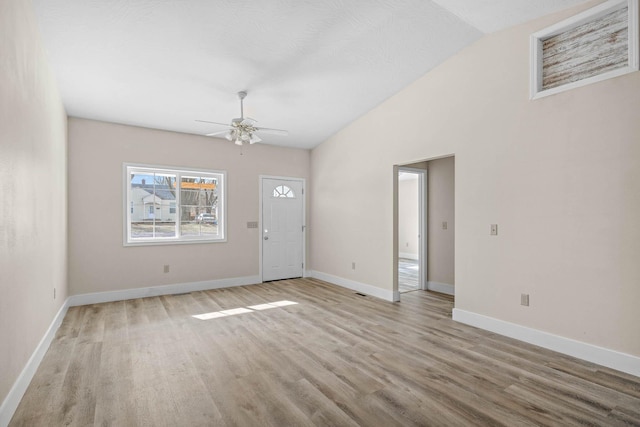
[309,271,396,302]
[453,309,640,378]
[68,275,261,306]
[426,281,455,296]
[0,301,69,427]
[399,252,418,260]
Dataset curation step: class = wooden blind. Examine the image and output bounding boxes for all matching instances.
[542,6,629,90]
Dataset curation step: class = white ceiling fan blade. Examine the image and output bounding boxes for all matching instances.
[195,119,231,127]
[255,127,289,136]
[206,130,231,137]
[249,134,262,144]
[241,117,257,126]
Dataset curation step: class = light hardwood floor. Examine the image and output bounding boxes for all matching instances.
[10,278,640,426]
[398,258,419,293]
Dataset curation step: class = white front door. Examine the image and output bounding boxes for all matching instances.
[261,178,304,281]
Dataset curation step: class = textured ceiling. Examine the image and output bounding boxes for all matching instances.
[32,0,590,149]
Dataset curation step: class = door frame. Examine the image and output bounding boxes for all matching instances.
[259,175,306,283]
[395,166,427,295]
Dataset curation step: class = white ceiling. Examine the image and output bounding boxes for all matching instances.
[32,0,589,149]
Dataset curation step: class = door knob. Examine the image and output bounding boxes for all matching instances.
[264,236,269,240]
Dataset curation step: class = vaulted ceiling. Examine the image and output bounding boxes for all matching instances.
[33,0,590,149]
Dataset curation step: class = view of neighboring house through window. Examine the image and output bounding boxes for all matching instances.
[124,164,225,245]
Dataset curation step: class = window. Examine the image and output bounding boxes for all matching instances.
[124,164,225,245]
[530,0,638,99]
[273,185,295,198]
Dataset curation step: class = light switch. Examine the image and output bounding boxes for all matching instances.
[247,221,258,229]
[490,224,498,236]
[442,221,447,230]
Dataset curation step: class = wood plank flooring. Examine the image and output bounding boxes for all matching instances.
[10,278,640,426]
[398,258,419,293]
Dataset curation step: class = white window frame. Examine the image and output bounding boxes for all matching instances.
[530,0,639,99]
[123,163,226,246]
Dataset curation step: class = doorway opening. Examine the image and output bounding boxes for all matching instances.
[394,156,455,301]
[397,168,425,293]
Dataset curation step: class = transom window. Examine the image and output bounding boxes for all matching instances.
[124,164,226,245]
[273,185,295,198]
[530,0,639,99]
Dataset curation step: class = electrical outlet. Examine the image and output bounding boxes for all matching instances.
[352,262,356,270]
[490,224,498,236]
[164,264,170,273]
[521,293,529,306]
[442,221,448,230]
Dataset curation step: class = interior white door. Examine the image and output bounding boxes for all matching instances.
[262,178,304,281]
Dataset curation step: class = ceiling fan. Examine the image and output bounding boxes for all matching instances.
[196,91,288,145]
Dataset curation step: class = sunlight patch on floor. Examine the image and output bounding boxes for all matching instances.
[193,300,298,320]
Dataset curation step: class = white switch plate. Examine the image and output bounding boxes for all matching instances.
[490,224,498,235]
[442,221,447,230]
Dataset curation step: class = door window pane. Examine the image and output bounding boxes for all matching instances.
[273,185,295,198]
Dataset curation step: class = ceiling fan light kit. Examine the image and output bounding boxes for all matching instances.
[197,91,288,147]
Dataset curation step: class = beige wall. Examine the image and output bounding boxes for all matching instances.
[0,0,68,406]
[427,157,455,286]
[398,175,419,259]
[68,118,310,295]
[311,0,640,357]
